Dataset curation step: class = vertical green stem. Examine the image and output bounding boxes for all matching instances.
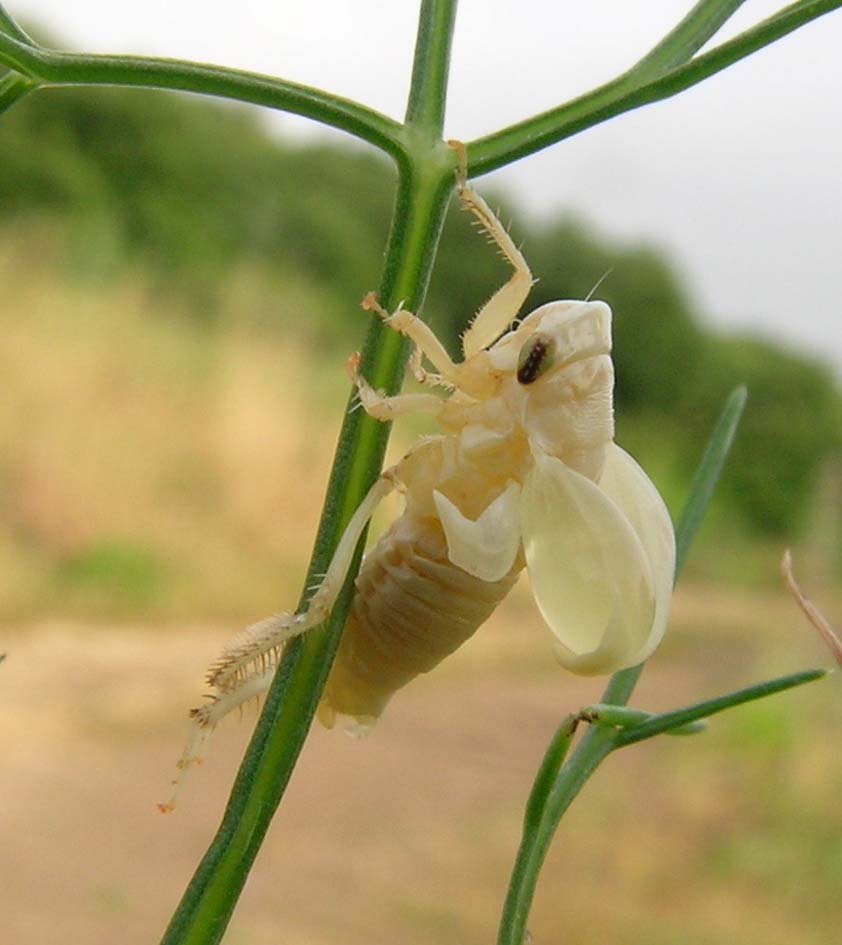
[497,728,619,945]
[405,0,458,133]
[160,6,459,945]
[159,174,452,945]
[497,387,748,945]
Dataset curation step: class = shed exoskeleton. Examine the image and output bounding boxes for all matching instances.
[162,163,675,810]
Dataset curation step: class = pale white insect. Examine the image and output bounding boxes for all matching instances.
[162,165,675,810]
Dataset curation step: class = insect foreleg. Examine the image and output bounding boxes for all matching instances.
[361,291,463,388]
[448,141,534,359]
[347,351,444,421]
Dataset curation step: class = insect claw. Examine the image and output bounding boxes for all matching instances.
[446,138,468,185]
[361,290,379,311]
[346,351,362,380]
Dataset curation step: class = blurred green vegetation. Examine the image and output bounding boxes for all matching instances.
[1,86,840,616]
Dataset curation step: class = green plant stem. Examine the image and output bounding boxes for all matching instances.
[521,715,579,834]
[1,1,836,179]
[468,0,842,176]
[159,5,459,944]
[580,704,708,734]
[628,0,747,82]
[500,726,619,945]
[615,669,827,746]
[405,0,458,134]
[0,69,34,113]
[0,30,403,157]
[497,386,747,945]
[498,665,826,944]
[0,2,34,45]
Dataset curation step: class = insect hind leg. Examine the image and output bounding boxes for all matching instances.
[161,469,399,812]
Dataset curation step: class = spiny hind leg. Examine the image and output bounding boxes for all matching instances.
[160,469,399,811]
[448,140,535,358]
[347,352,444,421]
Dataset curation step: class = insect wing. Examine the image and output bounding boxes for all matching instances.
[597,443,676,664]
[433,481,521,582]
[520,451,656,675]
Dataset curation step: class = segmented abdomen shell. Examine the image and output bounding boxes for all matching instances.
[318,513,522,727]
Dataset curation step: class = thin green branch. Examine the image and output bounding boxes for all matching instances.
[405,0,458,134]
[497,386,747,945]
[0,30,403,157]
[468,0,842,176]
[579,703,707,735]
[521,715,578,834]
[0,2,34,46]
[160,173,454,945]
[614,669,827,746]
[498,726,619,945]
[159,9,460,942]
[627,0,747,82]
[0,69,35,113]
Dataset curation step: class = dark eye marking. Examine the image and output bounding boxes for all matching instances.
[517,334,554,385]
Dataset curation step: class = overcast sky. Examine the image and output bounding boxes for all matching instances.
[11,1,842,372]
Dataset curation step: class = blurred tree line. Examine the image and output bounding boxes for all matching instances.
[1,86,839,538]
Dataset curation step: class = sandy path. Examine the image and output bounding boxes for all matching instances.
[1,585,837,945]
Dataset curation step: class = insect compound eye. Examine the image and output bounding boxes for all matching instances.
[516,333,555,385]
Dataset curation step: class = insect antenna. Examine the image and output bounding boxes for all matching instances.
[586,268,613,301]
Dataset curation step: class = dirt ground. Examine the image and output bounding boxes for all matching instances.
[3,583,841,945]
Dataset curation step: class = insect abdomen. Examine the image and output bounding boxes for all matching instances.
[318,513,522,727]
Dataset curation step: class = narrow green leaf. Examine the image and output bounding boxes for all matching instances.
[665,719,708,735]
[675,385,747,574]
[498,386,748,945]
[615,669,827,747]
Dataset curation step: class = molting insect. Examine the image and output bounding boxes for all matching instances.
[162,162,675,810]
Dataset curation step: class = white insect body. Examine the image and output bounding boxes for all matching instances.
[165,173,675,807]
